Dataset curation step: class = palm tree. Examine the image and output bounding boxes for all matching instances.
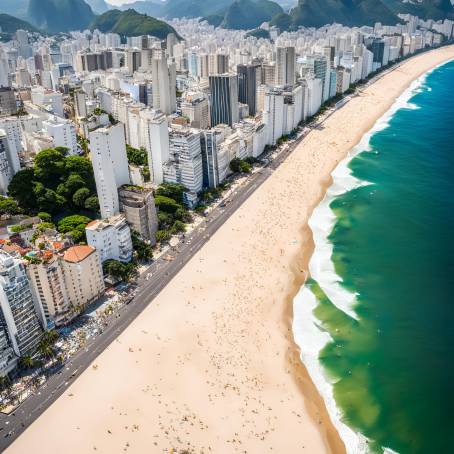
[19,354,35,370]
[37,340,55,359]
[42,329,59,345]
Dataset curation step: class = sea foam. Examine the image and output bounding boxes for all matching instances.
[292,65,440,453]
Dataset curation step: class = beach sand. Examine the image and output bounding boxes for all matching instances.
[8,45,454,454]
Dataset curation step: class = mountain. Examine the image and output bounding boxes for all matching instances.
[90,9,180,39]
[0,0,29,19]
[28,0,96,33]
[0,13,39,41]
[121,0,233,19]
[382,0,454,20]
[86,0,112,14]
[220,0,283,29]
[275,0,399,29]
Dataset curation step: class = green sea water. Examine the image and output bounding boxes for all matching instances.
[303,60,454,453]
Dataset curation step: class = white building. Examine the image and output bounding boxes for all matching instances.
[0,129,20,194]
[151,50,177,115]
[139,109,170,185]
[42,116,78,155]
[85,215,133,264]
[164,126,203,207]
[0,251,43,360]
[89,123,130,219]
[263,87,284,146]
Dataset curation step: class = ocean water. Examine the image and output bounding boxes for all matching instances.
[293,59,454,454]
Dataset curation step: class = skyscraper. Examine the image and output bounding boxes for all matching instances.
[0,129,20,194]
[276,46,296,86]
[139,109,170,185]
[237,63,261,116]
[0,250,44,358]
[89,123,130,219]
[209,74,239,127]
[164,126,203,207]
[151,50,176,115]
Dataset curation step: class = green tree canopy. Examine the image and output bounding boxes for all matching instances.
[72,187,90,207]
[156,183,186,205]
[8,168,37,210]
[155,195,183,214]
[84,195,99,212]
[58,214,92,234]
[34,148,66,187]
[0,196,20,216]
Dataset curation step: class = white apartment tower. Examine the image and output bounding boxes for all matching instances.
[0,251,43,358]
[0,129,20,194]
[85,215,133,264]
[89,123,130,219]
[151,50,176,115]
[164,126,203,207]
[139,109,170,185]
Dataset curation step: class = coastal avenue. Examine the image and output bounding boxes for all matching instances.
[0,52,411,451]
[0,118,303,452]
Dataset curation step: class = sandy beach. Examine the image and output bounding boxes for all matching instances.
[7,45,454,454]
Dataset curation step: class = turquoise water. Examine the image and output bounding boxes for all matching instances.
[306,60,454,453]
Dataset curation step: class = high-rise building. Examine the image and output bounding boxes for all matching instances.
[209,74,239,127]
[164,126,203,207]
[237,63,261,116]
[276,46,296,86]
[27,256,74,328]
[200,125,231,188]
[263,87,284,146]
[181,93,210,129]
[89,123,130,219]
[61,246,105,310]
[118,186,159,244]
[86,215,133,263]
[42,116,78,155]
[209,54,229,75]
[0,88,17,116]
[139,109,170,185]
[151,50,176,115]
[0,129,20,194]
[0,251,44,358]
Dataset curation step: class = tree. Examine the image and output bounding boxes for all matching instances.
[58,215,91,234]
[64,156,95,189]
[37,339,55,359]
[37,212,52,223]
[0,196,20,216]
[84,195,99,212]
[126,145,148,166]
[34,148,66,187]
[156,183,186,205]
[131,231,153,262]
[103,259,138,282]
[42,329,59,344]
[8,168,37,211]
[72,187,90,207]
[19,354,35,370]
[65,174,86,196]
[229,158,242,173]
[156,229,171,243]
[171,220,186,234]
[154,195,183,214]
[34,184,66,214]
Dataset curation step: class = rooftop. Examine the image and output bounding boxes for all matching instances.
[63,245,96,263]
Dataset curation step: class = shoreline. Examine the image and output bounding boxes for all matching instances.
[287,47,454,454]
[7,45,454,454]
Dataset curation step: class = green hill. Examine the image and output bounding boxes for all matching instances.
[245,28,271,39]
[0,13,39,41]
[275,0,401,29]
[90,9,180,40]
[382,0,454,20]
[28,0,96,33]
[0,13,39,34]
[85,0,112,14]
[221,0,283,29]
